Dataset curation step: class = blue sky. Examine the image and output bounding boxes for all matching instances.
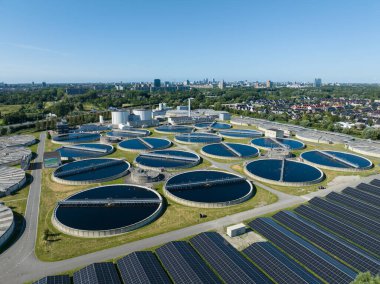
[1,0,380,83]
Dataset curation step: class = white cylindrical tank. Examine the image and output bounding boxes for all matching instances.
[133,109,152,121]
[111,111,129,125]
[99,115,104,124]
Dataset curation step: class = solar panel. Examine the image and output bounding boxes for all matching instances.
[308,197,380,235]
[243,242,322,284]
[190,232,271,284]
[370,179,380,192]
[249,218,357,284]
[326,192,380,219]
[33,275,71,284]
[73,262,121,284]
[156,241,220,284]
[295,205,380,255]
[273,210,380,274]
[358,182,380,197]
[343,187,380,207]
[117,251,171,284]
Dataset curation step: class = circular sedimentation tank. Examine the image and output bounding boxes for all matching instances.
[244,159,324,186]
[106,129,150,139]
[154,125,194,134]
[135,150,200,170]
[118,137,171,152]
[201,143,259,159]
[194,122,231,130]
[0,166,26,197]
[164,170,253,208]
[0,134,36,147]
[251,137,305,150]
[52,158,130,185]
[0,146,32,166]
[300,150,373,172]
[52,184,163,237]
[52,133,100,144]
[174,133,222,144]
[0,203,15,247]
[55,143,114,161]
[218,129,263,139]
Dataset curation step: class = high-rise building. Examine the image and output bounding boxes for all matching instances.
[266,80,273,88]
[218,80,225,90]
[314,78,322,88]
[153,79,161,88]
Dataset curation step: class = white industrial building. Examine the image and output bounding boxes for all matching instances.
[112,109,158,128]
[264,128,284,138]
[226,223,246,237]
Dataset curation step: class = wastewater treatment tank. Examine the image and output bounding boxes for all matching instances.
[251,137,305,150]
[118,137,172,152]
[52,158,130,185]
[0,166,27,197]
[194,122,231,130]
[164,170,253,208]
[52,184,163,237]
[0,146,32,166]
[0,134,36,147]
[154,125,194,134]
[244,159,324,186]
[52,133,100,144]
[201,143,259,159]
[300,150,373,171]
[106,129,150,139]
[55,143,114,161]
[218,129,263,139]
[174,133,222,144]
[135,150,200,170]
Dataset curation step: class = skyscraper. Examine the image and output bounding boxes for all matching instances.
[153,79,161,88]
[314,78,322,88]
[266,80,273,88]
[218,80,225,90]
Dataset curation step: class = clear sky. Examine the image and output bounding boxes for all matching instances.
[1,0,380,83]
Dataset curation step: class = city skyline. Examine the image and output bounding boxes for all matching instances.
[1,0,380,83]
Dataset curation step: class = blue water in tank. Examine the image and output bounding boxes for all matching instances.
[119,138,171,151]
[245,159,322,183]
[202,143,259,158]
[251,137,304,150]
[56,143,113,159]
[195,122,231,129]
[301,150,372,169]
[175,133,222,144]
[135,150,200,169]
[218,129,263,138]
[53,133,100,143]
[155,125,193,133]
[166,171,252,203]
[55,185,161,230]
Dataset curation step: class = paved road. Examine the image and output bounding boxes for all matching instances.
[0,135,378,283]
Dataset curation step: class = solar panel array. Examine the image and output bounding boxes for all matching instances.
[308,197,380,235]
[326,191,380,219]
[295,204,380,255]
[273,210,380,274]
[117,251,171,284]
[361,182,380,196]
[343,186,380,207]
[33,275,71,284]
[249,217,357,284]
[73,262,121,284]
[156,241,220,284]
[243,242,322,284]
[190,232,270,284]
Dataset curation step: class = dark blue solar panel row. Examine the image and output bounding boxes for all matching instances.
[273,210,380,274]
[358,183,380,197]
[190,232,270,284]
[308,197,380,235]
[326,192,380,219]
[243,242,322,284]
[369,179,380,193]
[249,218,357,284]
[295,205,380,255]
[343,187,380,207]
[73,262,121,284]
[156,241,220,284]
[117,251,171,284]
[33,275,71,284]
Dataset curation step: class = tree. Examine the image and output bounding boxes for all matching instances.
[351,272,380,284]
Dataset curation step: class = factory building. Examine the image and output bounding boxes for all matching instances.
[112,108,158,128]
